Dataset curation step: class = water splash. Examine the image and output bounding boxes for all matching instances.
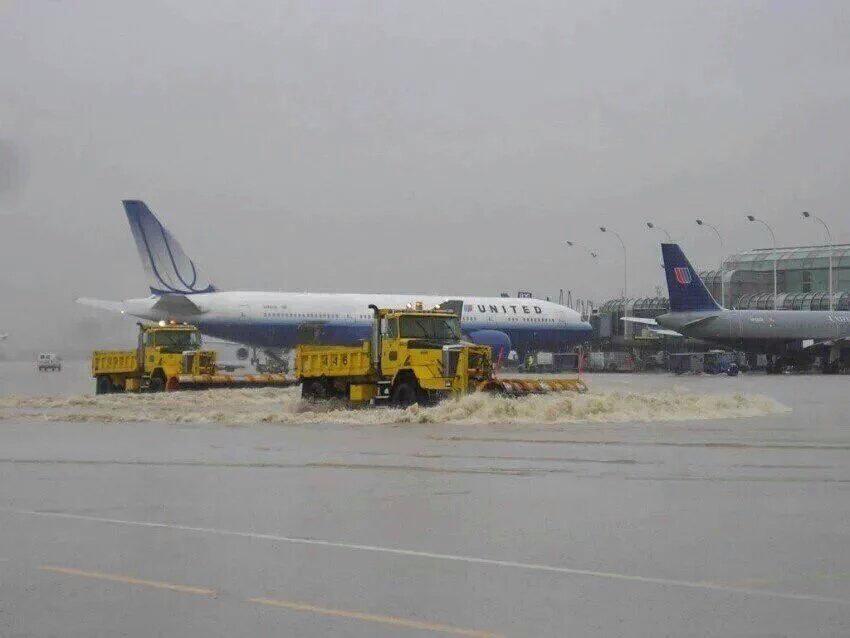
[0,387,789,425]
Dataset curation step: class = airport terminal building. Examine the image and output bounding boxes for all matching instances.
[592,243,850,346]
[701,243,850,310]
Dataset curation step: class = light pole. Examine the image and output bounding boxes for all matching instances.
[600,226,627,298]
[802,211,833,312]
[746,214,778,309]
[565,240,599,259]
[696,218,726,307]
[646,221,672,241]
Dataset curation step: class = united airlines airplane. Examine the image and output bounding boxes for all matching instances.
[78,201,592,357]
[625,243,850,371]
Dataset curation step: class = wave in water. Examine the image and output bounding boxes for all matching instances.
[0,387,789,425]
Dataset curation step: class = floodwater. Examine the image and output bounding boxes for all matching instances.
[0,360,93,397]
[1,361,849,636]
[0,360,788,425]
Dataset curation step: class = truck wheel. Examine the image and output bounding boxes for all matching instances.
[391,381,418,407]
[149,372,166,393]
[301,379,327,401]
[96,376,113,395]
[417,389,438,406]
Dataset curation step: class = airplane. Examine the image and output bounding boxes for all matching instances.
[78,201,593,360]
[624,243,850,371]
[0,333,7,342]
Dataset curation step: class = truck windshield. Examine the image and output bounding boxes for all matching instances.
[399,316,461,341]
[152,330,201,352]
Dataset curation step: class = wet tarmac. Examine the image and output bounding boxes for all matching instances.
[0,367,848,636]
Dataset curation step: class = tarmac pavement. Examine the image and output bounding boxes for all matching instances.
[1,373,849,637]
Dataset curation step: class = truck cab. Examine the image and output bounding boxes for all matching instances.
[379,308,492,398]
[381,309,463,374]
[137,323,216,388]
[140,324,202,353]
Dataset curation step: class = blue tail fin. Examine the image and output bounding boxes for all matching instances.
[123,200,217,295]
[661,243,721,312]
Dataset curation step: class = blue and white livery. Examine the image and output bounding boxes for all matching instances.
[124,200,216,295]
[78,201,593,356]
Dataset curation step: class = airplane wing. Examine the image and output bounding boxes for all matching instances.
[621,317,682,337]
[151,293,204,315]
[76,297,127,314]
[650,328,684,337]
[621,317,659,326]
[681,314,721,329]
[438,299,464,318]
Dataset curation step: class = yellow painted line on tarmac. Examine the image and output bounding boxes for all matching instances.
[247,597,503,637]
[15,508,848,607]
[39,566,217,597]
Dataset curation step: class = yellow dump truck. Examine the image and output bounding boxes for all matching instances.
[92,322,291,393]
[295,305,586,406]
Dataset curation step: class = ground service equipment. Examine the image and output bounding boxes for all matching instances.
[92,323,291,393]
[37,353,62,372]
[295,306,587,406]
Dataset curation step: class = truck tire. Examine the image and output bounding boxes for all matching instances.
[96,376,113,395]
[416,389,438,407]
[301,379,327,401]
[391,381,418,407]
[149,371,166,393]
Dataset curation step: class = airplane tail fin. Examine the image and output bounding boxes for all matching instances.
[122,200,217,295]
[661,243,721,312]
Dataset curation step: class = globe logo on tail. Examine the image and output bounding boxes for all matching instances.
[674,267,692,285]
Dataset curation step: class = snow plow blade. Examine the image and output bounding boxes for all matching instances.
[174,373,295,390]
[476,377,588,396]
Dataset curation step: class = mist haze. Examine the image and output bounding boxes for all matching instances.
[2,0,850,356]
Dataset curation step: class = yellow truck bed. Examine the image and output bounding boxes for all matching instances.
[92,350,139,376]
[296,342,372,379]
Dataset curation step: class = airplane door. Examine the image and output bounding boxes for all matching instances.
[239,304,250,320]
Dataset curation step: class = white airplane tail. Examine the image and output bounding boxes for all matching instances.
[123,200,217,295]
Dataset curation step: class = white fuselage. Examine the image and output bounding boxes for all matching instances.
[123,290,593,353]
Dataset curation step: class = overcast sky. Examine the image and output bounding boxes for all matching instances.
[2,1,850,349]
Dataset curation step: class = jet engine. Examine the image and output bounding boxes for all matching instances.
[466,330,512,361]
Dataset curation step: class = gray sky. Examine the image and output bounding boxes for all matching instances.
[2,0,850,351]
